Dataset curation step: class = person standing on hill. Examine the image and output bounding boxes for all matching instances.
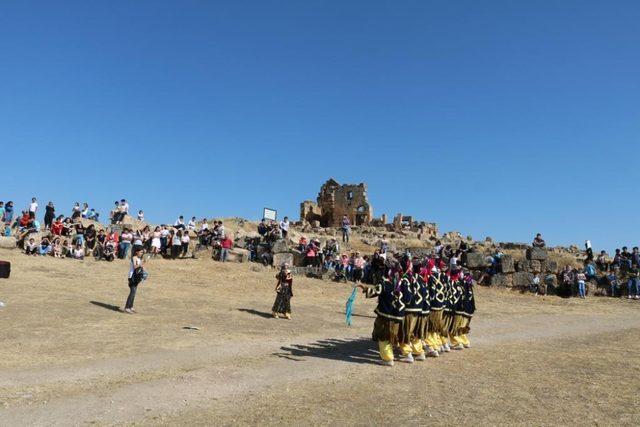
[44,202,55,230]
[341,215,351,243]
[124,247,147,314]
[272,264,293,319]
[219,234,233,262]
[279,216,290,239]
[28,197,38,216]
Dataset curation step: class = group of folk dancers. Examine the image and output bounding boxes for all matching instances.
[357,261,476,366]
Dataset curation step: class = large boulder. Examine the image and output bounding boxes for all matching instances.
[544,260,558,274]
[273,252,294,267]
[227,248,249,263]
[513,272,535,288]
[271,239,289,254]
[491,273,513,287]
[463,252,489,269]
[290,249,305,267]
[500,255,515,273]
[526,247,548,261]
[0,236,18,249]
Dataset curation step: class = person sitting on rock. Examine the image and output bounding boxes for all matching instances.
[38,237,52,256]
[258,219,268,237]
[532,233,546,248]
[174,216,186,230]
[24,238,38,255]
[103,239,116,262]
[596,250,609,272]
[52,238,62,258]
[73,243,85,260]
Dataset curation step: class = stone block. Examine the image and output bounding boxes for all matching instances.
[463,252,489,269]
[273,252,293,267]
[530,260,542,273]
[271,239,289,254]
[491,273,513,287]
[291,249,305,267]
[526,247,548,261]
[0,237,18,249]
[226,248,249,263]
[513,272,535,288]
[500,255,515,273]
[545,260,558,273]
[516,259,529,272]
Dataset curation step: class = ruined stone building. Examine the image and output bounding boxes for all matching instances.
[300,179,374,227]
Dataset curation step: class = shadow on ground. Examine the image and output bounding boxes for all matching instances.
[90,301,121,312]
[274,337,379,365]
[237,308,274,319]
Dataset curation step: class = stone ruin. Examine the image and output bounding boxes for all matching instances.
[299,179,438,237]
[300,178,374,227]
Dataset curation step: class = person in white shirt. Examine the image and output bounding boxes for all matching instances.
[29,197,38,214]
[187,216,197,231]
[279,217,290,238]
[120,199,129,215]
[124,247,147,314]
[174,216,186,230]
[200,219,209,232]
[137,210,144,221]
[181,231,191,257]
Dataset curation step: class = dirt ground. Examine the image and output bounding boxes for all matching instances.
[0,247,639,426]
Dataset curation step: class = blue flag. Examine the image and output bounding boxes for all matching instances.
[345,287,357,326]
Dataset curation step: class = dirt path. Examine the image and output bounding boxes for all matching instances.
[2,250,639,426]
[2,311,639,426]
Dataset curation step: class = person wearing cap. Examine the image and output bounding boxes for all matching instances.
[272,264,293,319]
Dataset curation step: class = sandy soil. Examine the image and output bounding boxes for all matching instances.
[0,248,639,426]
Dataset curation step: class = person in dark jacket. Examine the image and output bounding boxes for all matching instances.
[272,264,293,319]
[357,273,406,367]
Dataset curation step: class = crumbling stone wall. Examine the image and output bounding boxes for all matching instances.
[300,179,373,227]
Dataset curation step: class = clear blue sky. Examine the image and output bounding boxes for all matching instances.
[1,1,638,252]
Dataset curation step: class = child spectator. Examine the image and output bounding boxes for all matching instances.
[181,230,190,257]
[137,210,144,221]
[39,237,52,256]
[52,238,62,258]
[25,238,38,255]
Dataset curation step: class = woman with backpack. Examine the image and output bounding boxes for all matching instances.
[124,247,148,314]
